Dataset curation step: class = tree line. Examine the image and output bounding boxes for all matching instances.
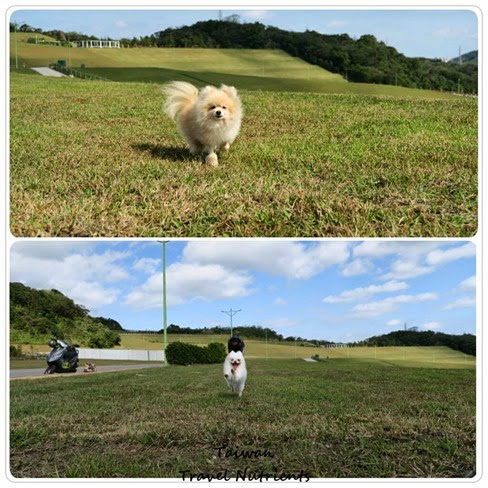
[353,330,475,356]
[165,324,333,346]
[146,19,477,93]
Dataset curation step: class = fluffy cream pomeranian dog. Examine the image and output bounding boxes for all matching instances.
[164,81,242,166]
[223,350,247,397]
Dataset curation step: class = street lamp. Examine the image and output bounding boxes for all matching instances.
[158,241,169,365]
[221,308,241,336]
[14,22,20,70]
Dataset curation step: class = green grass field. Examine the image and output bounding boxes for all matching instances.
[14,335,475,369]
[9,358,476,478]
[76,66,458,98]
[10,71,477,237]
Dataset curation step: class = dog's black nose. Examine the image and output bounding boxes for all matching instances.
[216,110,221,116]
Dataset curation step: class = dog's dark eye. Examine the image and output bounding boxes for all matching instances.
[222,106,227,109]
[209,105,216,110]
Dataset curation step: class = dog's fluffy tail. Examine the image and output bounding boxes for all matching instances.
[163,81,199,120]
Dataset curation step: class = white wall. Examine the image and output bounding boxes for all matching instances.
[78,348,164,362]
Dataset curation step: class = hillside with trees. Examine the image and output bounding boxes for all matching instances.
[146,19,477,94]
[354,330,475,356]
[10,282,122,348]
[451,50,478,65]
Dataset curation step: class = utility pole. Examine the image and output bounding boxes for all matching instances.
[14,23,19,69]
[67,33,71,68]
[158,241,169,365]
[221,308,241,336]
[265,328,268,360]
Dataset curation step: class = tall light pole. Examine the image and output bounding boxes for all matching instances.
[67,33,71,68]
[221,308,241,336]
[158,241,169,365]
[265,328,268,360]
[14,22,19,69]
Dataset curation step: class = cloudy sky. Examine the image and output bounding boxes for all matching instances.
[10,240,476,343]
[10,9,478,59]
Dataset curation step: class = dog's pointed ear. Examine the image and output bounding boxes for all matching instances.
[200,85,216,98]
[220,85,238,98]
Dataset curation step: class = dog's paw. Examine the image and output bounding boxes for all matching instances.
[205,153,219,167]
[221,142,230,152]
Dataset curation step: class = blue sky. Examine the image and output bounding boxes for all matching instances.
[10,9,478,59]
[10,241,476,343]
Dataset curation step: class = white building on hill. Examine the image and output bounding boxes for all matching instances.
[74,40,120,48]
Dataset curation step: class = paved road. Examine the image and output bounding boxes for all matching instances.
[10,363,164,379]
[31,67,66,77]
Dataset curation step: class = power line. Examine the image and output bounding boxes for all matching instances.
[221,308,241,336]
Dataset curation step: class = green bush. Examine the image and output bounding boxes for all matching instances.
[206,342,226,363]
[87,329,121,348]
[10,345,21,358]
[166,341,226,366]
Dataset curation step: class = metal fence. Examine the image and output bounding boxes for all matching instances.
[78,348,164,362]
[50,63,110,81]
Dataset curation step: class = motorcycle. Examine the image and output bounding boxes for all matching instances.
[44,338,80,374]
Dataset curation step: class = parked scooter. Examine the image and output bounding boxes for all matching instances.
[44,338,79,374]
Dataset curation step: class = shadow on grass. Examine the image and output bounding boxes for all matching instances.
[216,391,242,401]
[132,143,196,162]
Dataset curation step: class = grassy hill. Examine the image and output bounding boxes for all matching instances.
[10,282,121,348]
[10,358,475,477]
[10,42,344,80]
[9,40,459,99]
[451,50,478,65]
[10,32,57,43]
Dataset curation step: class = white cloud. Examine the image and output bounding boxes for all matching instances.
[460,275,476,291]
[274,297,286,305]
[327,20,347,29]
[353,241,439,259]
[323,280,408,303]
[352,242,474,281]
[381,260,434,280]
[353,293,438,318]
[432,27,470,39]
[115,20,128,28]
[182,241,350,280]
[11,241,96,260]
[426,243,475,266]
[419,321,442,330]
[341,258,373,277]
[387,319,402,326]
[133,257,160,274]
[67,282,120,309]
[444,297,476,310]
[125,263,252,309]
[10,246,128,311]
[263,317,297,329]
[242,10,270,21]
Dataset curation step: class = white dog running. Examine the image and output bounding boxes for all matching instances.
[223,350,247,397]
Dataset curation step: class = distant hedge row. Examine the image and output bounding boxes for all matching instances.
[166,342,226,365]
